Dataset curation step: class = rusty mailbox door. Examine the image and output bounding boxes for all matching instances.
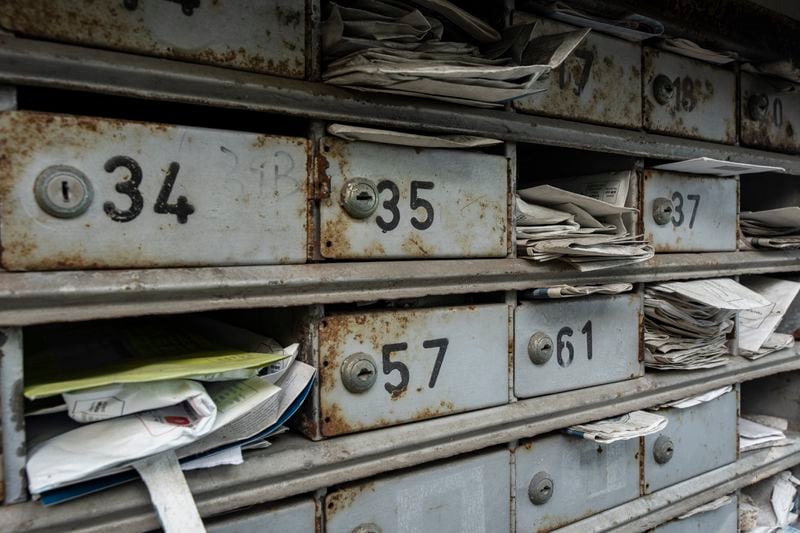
[514,292,643,399]
[740,72,800,154]
[513,13,641,129]
[0,0,308,78]
[0,111,309,270]
[643,48,736,144]
[515,433,640,531]
[316,303,509,437]
[206,497,317,533]
[642,170,738,252]
[325,449,511,533]
[643,387,738,494]
[318,138,509,259]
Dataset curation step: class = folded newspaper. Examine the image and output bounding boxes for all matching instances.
[322,0,589,107]
[566,410,667,443]
[738,276,800,357]
[519,282,633,299]
[741,207,800,250]
[644,278,771,370]
[327,123,502,148]
[516,175,653,271]
[739,417,790,452]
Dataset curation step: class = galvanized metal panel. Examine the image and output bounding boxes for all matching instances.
[325,450,511,533]
[319,138,508,259]
[318,304,509,436]
[514,293,643,398]
[643,389,738,493]
[643,48,736,144]
[206,497,316,533]
[642,171,738,252]
[0,111,308,270]
[0,0,306,78]
[514,433,639,531]
[513,13,641,129]
[652,495,737,533]
[740,72,800,154]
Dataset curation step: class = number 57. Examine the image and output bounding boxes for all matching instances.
[382,338,449,396]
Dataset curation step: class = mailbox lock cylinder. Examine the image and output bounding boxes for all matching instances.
[652,197,674,226]
[528,471,554,505]
[653,435,674,464]
[653,74,675,105]
[34,165,94,219]
[748,94,769,121]
[341,352,378,393]
[352,524,382,533]
[528,332,554,365]
[341,178,379,219]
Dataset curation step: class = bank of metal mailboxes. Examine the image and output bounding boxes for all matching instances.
[740,72,800,154]
[206,497,317,533]
[514,292,643,398]
[318,138,509,259]
[0,1,308,78]
[643,48,736,144]
[299,302,510,438]
[512,13,641,129]
[643,387,738,494]
[324,449,511,533]
[651,494,738,533]
[0,111,309,270]
[642,170,738,252]
[515,433,640,531]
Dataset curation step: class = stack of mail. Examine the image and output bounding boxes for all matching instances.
[322,0,588,107]
[23,317,315,505]
[740,416,790,452]
[566,410,667,443]
[516,181,653,271]
[738,276,800,359]
[741,207,800,250]
[645,278,772,370]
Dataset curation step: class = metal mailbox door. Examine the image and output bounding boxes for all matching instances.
[206,497,317,533]
[325,449,511,533]
[740,72,800,154]
[642,171,738,252]
[652,495,737,533]
[514,293,643,399]
[318,138,509,259]
[318,304,509,436]
[0,0,307,78]
[512,14,641,129]
[0,111,308,270]
[643,389,738,494]
[643,48,736,144]
[515,433,640,531]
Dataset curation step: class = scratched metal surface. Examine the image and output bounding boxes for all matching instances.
[0,0,307,78]
[643,48,736,144]
[740,72,800,154]
[513,13,642,129]
[318,303,509,437]
[0,111,309,270]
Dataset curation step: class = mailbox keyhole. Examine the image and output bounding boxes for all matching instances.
[666,445,673,454]
[61,180,71,203]
[541,342,551,351]
[356,191,373,201]
[357,367,374,380]
[540,486,551,496]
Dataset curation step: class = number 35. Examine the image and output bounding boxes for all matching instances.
[376,180,435,232]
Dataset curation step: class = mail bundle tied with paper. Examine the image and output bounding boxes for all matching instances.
[22,316,315,504]
[516,171,654,271]
[644,278,781,370]
[322,0,589,107]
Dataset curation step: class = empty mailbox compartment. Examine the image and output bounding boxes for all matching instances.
[206,496,318,533]
[0,0,309,78]
[324,449,511,533]
[514,291,643,399]
[740,72,800,154]
[642,170,738,252]
[643,386,738,494]
[514,433,640,531]
[318,137,510,259]
[512,13,642,129]
[643,48,736,144]
[652,494,737,533]
[0,111,309,270]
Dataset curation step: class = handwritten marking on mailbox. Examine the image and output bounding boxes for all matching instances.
[376,180,435,232]
[556,320,593,367]
[382,338,449,396]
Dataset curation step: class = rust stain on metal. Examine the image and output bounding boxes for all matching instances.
[325,481,377,519]
[740,79,799,154]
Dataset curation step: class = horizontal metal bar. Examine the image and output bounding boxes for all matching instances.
[2,347,798,532]
[1,35,799,173]
[1,252,800,326]
[561,438,800,532]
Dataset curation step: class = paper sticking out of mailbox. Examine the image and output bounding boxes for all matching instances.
[565,410,667,443]
[741,207,800,250]
[659,385,732,409]
[23,317,294,400]
[327,123,502,149]
[677,495,734,520]
[652,157,786,176]
[516,178,654,271]
[738,276,800,356]
[644,278,772,370]
[656,38,739,65]
[519,282,633,299]
[321,0,589,107]
[739,417,790,452]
